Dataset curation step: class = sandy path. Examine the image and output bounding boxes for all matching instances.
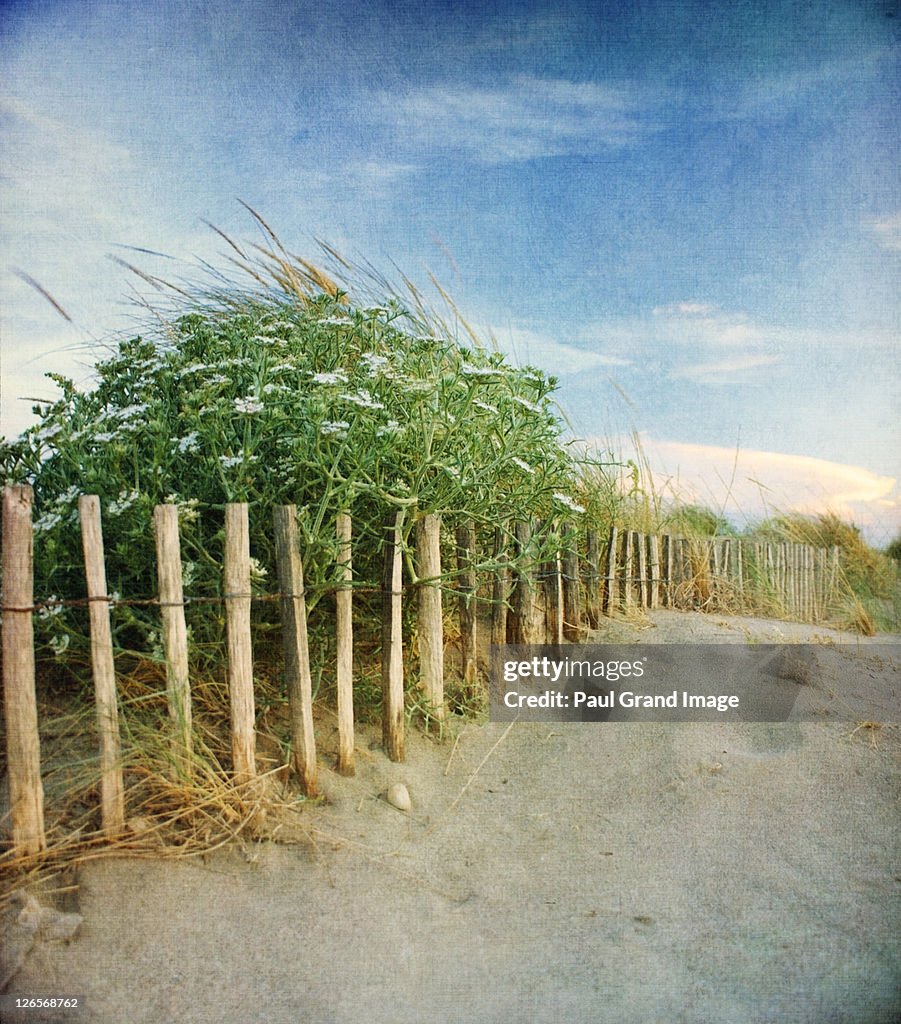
[6,612,900,1023]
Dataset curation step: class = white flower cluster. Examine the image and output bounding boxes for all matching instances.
[234,396,264,414]
[32,423,62,445]
[49,633,70,656]
[553,493,585,515]
[376,420,402,438]
[176,432,200,453]
[164,495,201,525]
[512,396,543,415]
[311,371,349,386]
[461,364,501,378]
[320,421,350,437]
[359,352,390,373]
[339,389,385,411]
[107,489,142,516]
[37,597,64,620]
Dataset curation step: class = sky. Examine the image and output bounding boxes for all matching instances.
[1,0,899,543]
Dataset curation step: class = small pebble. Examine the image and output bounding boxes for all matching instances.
[386,782,411,811]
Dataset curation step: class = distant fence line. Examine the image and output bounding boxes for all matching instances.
[1,485,841,857]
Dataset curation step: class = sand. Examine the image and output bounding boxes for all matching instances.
[4,610,900,1023]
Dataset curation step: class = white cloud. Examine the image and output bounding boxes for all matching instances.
[671,353,780,383]
[609,434,901,544]
[652,301,716,317]
[574,305,898,387]
[386,76,663,163]
[352,160,419,182]
[490,324,630,375]
[864,212,901,252]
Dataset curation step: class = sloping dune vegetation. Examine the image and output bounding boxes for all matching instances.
[0,223,601,690]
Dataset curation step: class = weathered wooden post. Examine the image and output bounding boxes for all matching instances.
[585,529,600,628]
[153,504,193,773]
[680,538,693,607]
[709,540,721,608]
[382,511,405,761]
[722,539,733,609]
[511,520,543,642]
[224,503,256,786]
[79,495,125,837]
[416,514,445,722]
[622,530,635,609]
[2,485,46,855]
[273,505,319,795]
[491,526,509,646]
[543,530,564,644]
[661,534,674,607]
[814,546,826,621]
[671,536,683,607]
[562,529,581,640]
[827,545,840,612]
[648,535,661,610]
[335,512,355,776]
[603,525,619,615]
[457,521,479,688]
[636,532,648,609]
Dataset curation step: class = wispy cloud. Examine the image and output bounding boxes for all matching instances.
[864,211,901,252]
[351,160,419,183]
[385,75,664,163]
[490,323,631,375]
[576,303,898,374]
[607,434,900,542]
[652,302,716,317]
[671,354,780,383]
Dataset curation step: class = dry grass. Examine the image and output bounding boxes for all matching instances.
[0,665,324,909]
[846,720,897,750]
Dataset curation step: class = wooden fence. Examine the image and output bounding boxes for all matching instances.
[596,527,841,622]
[1,486,842,856]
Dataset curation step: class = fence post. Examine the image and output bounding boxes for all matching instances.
[335,512,355,776]
[648,535,661,610]
[662,534,674,607]
[224,503,256,786]
[79,495,125,837]
[828,545,840,612]
[491,526,509,646]
[636,532,648,609]
[382,511,405,762]
[457,521,479,688]
[1,485,46,856]
[671,537,682,607]
[543,532,564,644]
[680,538,693,607]
[562,528,581,641]
[153,504,193,773]
[272,505,318,795]
[603,526,619,615]
[709,540,721,608]
[585,529,600,628]
[416,514,445,722]
[622,530,634,609]
[511,520,543,642]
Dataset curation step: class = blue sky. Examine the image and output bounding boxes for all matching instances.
[2,0,899,541]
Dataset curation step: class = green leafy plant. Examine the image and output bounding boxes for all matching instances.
[1,227,596,678]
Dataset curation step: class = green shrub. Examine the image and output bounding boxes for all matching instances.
[1,265,591,672]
